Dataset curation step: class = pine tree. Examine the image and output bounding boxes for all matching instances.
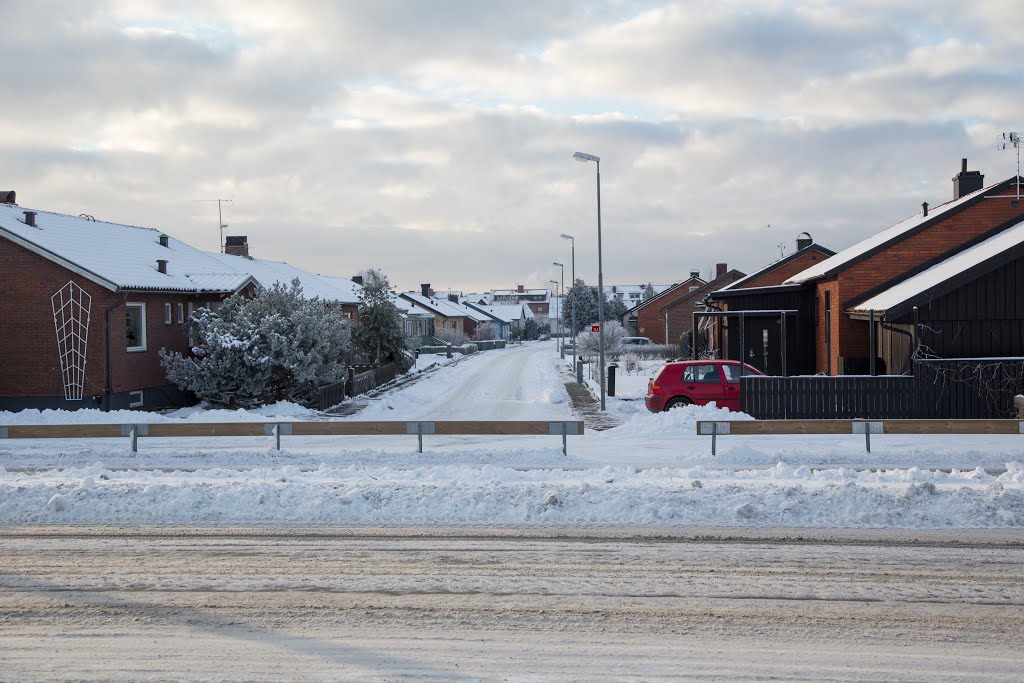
[563,278,599,334]
[642,283,656,301]
[354,269,413,371]
[160,278,355,408]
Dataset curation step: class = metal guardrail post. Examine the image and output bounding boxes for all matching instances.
[853,421,883,452]
[120,424,148,453]
[548,422,580,455]
[406,422,435,452]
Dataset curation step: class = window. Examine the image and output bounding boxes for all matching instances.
[177,303,184,324]
[125,303,147,352]
[164,303,172,324]
[722,364,741,382]
[682,364,720,383]
[689,286,699,292]
[187,303,195,347]
[128,390,144,408]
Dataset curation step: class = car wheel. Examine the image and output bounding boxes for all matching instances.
[664,397,691,411]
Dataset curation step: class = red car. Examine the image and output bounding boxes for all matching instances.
[646,360,762,412]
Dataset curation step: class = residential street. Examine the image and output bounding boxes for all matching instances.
[2,526,1023,681]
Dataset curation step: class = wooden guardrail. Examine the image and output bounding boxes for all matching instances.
[0,420,585,455]
[696,419,1024,455]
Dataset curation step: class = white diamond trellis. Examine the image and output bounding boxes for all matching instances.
[51,281,92,401]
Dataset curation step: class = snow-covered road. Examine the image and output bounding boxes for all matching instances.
[3,526,1022,682]
[358,342,570,421]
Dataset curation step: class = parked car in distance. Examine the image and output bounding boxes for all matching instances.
[646,360,762,412]
[622,336,653,346]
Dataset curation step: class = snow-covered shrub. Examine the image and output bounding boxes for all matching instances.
[160,279,355,408]
[435,327,470,345]
[575,320,627,356]
[621,352,640,375]
[474,322,500,341]
[354,269,413,372]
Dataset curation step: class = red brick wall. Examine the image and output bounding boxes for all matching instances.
[634,277,702,343]
[661,273,746,346]
[834,195,1024,361]
[743,247,832,289]
[814,280,840,374]
[0,237,194,398]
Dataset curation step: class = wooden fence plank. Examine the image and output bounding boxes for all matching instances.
[6,424,123,439]
[882,420,1019,435]
[729,420,855,435]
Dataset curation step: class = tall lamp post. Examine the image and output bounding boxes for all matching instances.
[560,233,576,377]
[573,151,606,410]
[553,261,564,359]
[549,280,560,350]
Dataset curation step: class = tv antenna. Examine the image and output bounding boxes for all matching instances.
[998,132,1021,199]
[193,198,234,252]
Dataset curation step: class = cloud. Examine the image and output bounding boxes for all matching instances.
[2,1,1021,293]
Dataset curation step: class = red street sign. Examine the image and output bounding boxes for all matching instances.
[591,325,600,332]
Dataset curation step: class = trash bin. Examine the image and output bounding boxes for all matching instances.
[576,359,584,383]
[608,363,617,397]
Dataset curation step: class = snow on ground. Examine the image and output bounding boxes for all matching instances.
[2,342,1023,528]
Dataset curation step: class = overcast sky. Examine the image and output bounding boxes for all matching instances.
[5,1,1022,293]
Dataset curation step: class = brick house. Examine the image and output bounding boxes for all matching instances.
[0,202,258,411]
[661,267,747,347]
[490,286,551,316]
[707,161,1024,376]
[622,271,707,342]
[786,161,1024,375]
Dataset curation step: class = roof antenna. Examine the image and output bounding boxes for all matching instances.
[998,132,1021,199]
[193,198,235,252]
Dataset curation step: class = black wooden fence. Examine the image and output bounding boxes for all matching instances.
[317,363,398,411]
[741,358,1024,420]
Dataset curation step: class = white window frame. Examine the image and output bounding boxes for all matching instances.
[187,302,195,347]
[126,302,147,352]
[164,303,172,325]
[128,390,144,408]
[177,303,184,324]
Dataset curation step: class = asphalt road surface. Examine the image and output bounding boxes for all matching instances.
[2,526,1023,681]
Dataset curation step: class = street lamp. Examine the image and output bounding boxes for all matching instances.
[573,151,606,410]
[560,233,576,377]
[553,262,564,359]
[549,279,560,350]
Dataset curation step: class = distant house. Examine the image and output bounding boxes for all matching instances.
[489,285,551,317]
[400,286,472,337]
[463,302,534,340]
[0,200,259,411]
[621,271,707,341]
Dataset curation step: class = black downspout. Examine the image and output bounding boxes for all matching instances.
[869,311,876,376]
[104,296,126,412]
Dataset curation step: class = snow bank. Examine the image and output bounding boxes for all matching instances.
[599,403,754,438]
[0,401,319,425]
[2,461,1021,527]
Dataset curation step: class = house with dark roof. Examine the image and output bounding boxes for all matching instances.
[0,199,261,411]
[622,271,706,341]
[707,160,1024,378]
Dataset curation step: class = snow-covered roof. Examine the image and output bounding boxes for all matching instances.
[852,219,1024,314]
[468,303,531,323]
[786,180,1007,285]
[205,252,362,304]
[718,244,833,292]
[0,203,254,293]
[391,294,434,318]
[401,291,469,318]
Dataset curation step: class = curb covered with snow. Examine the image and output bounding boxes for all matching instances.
[3,461,1022,528]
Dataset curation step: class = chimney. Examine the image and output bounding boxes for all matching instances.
[953,158,984,199]
[448,294,458,303]
[517,284,524,293]
[351,275,363,286]
[716,263,727,279]
[421,283,430,297]
[1,191,15,204]
[689,269,700,279]
[224,235,249,258]
[158,234,169,248]
[796,232,813,251]
[23,211,36,227]
[921,202,929,217]
[157,259,168,274]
